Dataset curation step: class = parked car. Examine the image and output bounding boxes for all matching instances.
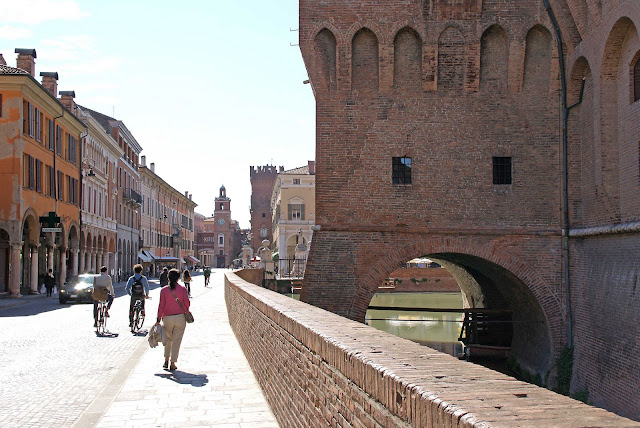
[59,274,99,304]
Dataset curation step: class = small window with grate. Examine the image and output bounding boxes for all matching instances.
[392,157,412,184]
[493,157,512,185]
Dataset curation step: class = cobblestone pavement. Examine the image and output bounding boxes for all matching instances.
[0,270,278,428]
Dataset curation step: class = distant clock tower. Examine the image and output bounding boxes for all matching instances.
[214,185,231,267]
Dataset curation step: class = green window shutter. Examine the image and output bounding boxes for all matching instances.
[288,204,292,220]
[301,204,305,220]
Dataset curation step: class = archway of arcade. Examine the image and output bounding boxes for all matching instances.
[302,232,563,379]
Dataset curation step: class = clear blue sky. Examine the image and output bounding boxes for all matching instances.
[0,0,316,228]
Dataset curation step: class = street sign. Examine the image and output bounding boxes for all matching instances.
[42,227,61,233]
[39,212,60,228]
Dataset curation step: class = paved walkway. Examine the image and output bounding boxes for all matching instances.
[73,271,279,428]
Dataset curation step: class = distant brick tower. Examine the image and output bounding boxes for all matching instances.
[250,165,282,252]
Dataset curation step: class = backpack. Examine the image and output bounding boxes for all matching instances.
[131,277,145,296]
[160,272,168,285]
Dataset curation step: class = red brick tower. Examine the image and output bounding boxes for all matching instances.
[249,165,282,252]
[298,0,640,417]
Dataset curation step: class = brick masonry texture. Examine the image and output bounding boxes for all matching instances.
[298,0,640,419]
[225,272,639,427]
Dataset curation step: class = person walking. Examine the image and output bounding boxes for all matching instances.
[44,269,55,297]
[155,269,190,371]
[159,267,169,287]
[203,266,211,287]
[183,269,192,297]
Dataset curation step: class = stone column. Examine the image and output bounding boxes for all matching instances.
[72,249,79,276]
[9,243,22,297]
[30,246,39,294]
[59,248,67,286]
[47,246,54,271]
[79,249,85,274]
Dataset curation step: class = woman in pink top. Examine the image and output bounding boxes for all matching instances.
[155,269,190,371]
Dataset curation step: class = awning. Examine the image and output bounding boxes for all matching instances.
[184,255,201,264]
[138,252,153,263]
[154,256,180,263]
[144,250,156,260]
[179,258,186,264]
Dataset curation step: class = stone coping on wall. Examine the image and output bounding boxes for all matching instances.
[225,271,638,427]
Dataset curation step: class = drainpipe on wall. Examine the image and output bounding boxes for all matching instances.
[543,0,576,348]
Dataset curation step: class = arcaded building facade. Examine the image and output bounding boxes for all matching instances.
[299,0,640,419]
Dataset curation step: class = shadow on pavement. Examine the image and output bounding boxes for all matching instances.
[95,331,119,338]
[0,278,164,317]
[155,371,209,387]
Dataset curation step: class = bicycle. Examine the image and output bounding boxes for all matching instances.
[95,299,108,335]
[131,296,150,333]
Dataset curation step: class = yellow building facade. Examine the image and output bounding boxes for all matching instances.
[270,162,315,277]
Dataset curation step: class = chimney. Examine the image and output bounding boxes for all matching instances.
[189,193,192,200]
[150,163,155,173]
[40,72,59,98]
[185,191,189,197]
[15,48,37,76]
[59,90,75,111]
[141,155,146,167]
[308,160,316,175]
[0,54,6,66]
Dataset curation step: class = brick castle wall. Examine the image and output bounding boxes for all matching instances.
[225,271,637,427]
[299,0,640,419]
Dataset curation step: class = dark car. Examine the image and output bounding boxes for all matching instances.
[59,274,99,304]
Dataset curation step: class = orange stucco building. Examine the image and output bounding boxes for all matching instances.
[0,49,85,296]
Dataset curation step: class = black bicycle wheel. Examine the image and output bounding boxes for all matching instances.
[134,307,145,331]
[97,304,107,335]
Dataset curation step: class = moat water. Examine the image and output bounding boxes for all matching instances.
[287,291,465,357]
[365,292,464,357]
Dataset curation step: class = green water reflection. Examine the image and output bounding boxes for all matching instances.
[366,292,464,356]
[286,291,465,356]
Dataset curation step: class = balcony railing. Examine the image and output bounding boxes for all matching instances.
[123,188,142,205]
[276,257,307,279]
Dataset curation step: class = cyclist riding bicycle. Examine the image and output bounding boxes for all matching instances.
[93,266,114,328]
[125,264,150,329]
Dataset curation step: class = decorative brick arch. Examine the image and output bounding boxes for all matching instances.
[303,230,562,375]
[393,26,422,90]
[480,24,509,92]
[313,28,338,92]
[388,21,426,44]
[523,24,553,92]
[437,25,466,91]
[351,27,380,92]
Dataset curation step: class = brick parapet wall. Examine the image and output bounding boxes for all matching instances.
[225,271,637,427]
